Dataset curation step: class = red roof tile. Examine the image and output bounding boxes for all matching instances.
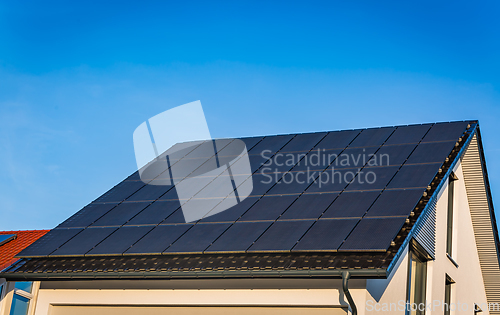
[0,230,49,271]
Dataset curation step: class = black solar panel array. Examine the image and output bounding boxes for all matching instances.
[18,121,473,258]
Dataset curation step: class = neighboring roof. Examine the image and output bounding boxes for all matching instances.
[0,230,49,271]
[1,120,486,279]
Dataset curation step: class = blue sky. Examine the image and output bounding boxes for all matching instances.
[0,1,499,230]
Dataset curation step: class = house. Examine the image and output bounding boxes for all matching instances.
[0,230,49,315]
[1,120,499,314]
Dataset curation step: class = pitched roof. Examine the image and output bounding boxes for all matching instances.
[1,120,487,279]
[0,230,49,271]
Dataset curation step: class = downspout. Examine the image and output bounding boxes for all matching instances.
[342,271,357,315]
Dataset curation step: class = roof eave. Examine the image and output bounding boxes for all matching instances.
[0,268,388,281]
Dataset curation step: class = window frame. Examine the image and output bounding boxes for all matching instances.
[0,279,6,313]
[2,281,39,315]
[406,241,429,315]
[446,172,459,257]
[444,275,455,315]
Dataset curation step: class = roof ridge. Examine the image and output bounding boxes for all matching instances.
[214,120,477,140]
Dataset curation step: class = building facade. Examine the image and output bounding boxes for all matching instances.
[1,121,499,314]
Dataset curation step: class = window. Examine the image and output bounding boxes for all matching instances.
[446,173,458,256]
[407,245,428,315]
[444,275,455,315]
[9,282,34,315]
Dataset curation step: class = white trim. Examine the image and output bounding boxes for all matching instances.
[14,289,33,300]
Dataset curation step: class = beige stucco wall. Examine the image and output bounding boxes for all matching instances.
[34,288,347,315]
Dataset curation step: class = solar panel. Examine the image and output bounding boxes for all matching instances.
[387,163,441,189]
[95,181,145,203]
[164,223,231,253]
[280,193,339,220]
[304,170,350,193]
[205,221,273,252]
[199,196,261,223]
[16,229,83,257]
[290,147,345,173]
[50,227,118,256]
[148,141,209,185]
[0,234,16,246]
[368,143,417,166]
[344,166,399,191]
[384,124,432,145]
[146,165,174,186]
[138,156,172,184]
[248,134,295,156]
[314,129,361,150]
[188,156,226,179]
[339,217,407,251]
[193,174,241,199]
[125,200,181,225]
[263,160,302,174]
[326,146,380,170]
[91,202,151,227]
[173,197,231,223]
[421,121,469,143]
[293,219,359,251]
[365,188,424,217]
[213,138,235,154]
[165,140,233,185]
[174,173,230,203]
[279,132,326,153]
[168,157,216,183]
[158,187,179,200]
[58,203,119,228]
[405,141,456,164]
[125,224,192,255]
[238,195,298,221]
[239,136,265,151]
[20,122,467,258]
[125,184,173,202]
[159,207,187,224]
[266,176,312,195]
[248,155,273,173]
[248,220,315,252]
[215,137,262,162]
[348,127,395,148]
[243,174,276,196]
[180,140,219,159]
[164,140,203,161]
[322,190,380,218]
[87,226,154,255]
[139,142,200,185]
